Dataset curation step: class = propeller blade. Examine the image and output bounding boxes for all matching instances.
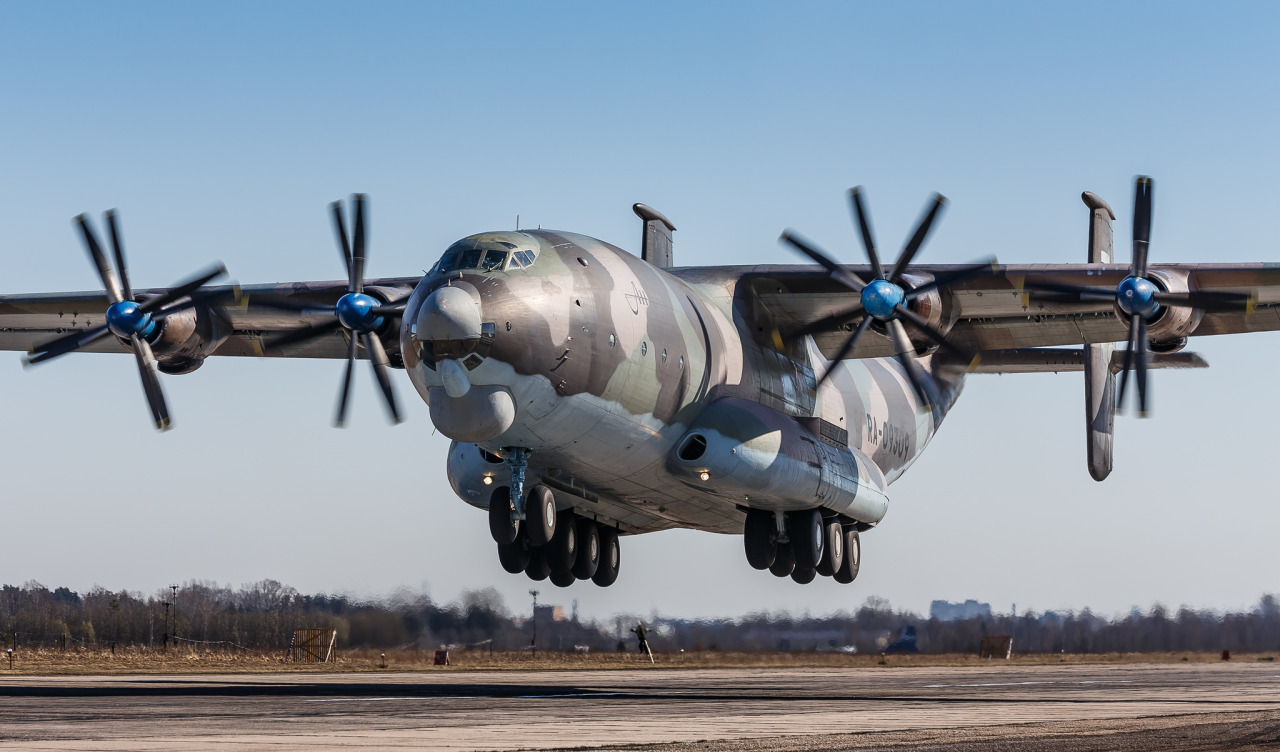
[371,302,406,316]
[74,214,125,304]
[263,318,344,352]
[26,325,113,365]
[131,335,170,430]
[351,194,367,294]
[848,187,884,280]
[152,286,243,319]
[1132,176,1153,278]
[362,332,402,424]
[904,259,1000,301]
[1154,289,1257,313]
[779,230,867,291]
[785,303,865,342]
[137,265,228,314]
[1135,315,1150,417]
[815,316,873,390]
[887,193,947,284]
[334,334,358,427]
[331,200,354,288]
[236,293,336,314]
[105,210,133,301]
[1020,280,1118,303]
[894,304,980,368]
[887,318,938,413]
[1116,314,1140,412]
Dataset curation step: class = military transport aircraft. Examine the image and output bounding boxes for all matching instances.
[0,178,1271,588]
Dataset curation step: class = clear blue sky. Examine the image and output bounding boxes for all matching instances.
[2,2,1278,620]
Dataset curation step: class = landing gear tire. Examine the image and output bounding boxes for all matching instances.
[525,485,557,545]
[769,543,795,577]
[549,568,576,588]
[816,518,844,577]
[743,509,778,570]
[524,546,550,581]
[791,567,816,584]
[497,532,531,574]
[572,518,601,580]
[591,526,621,587]
[488,486,519,545]
[545,510,578,573]
[787,509,824,570]
[833,529,861,584]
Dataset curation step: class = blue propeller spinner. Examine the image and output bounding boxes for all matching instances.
[780,187,998,415]
[254,194,404,427]
[1021,177,1255,416]
[26,211,228,430]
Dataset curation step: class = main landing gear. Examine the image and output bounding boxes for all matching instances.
[490,484,621,588]
[743,508,861,585]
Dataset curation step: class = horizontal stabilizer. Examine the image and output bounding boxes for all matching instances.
[971,348,1208,374]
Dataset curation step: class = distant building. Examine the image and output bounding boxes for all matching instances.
[930,599,993,622]
[535,604,568,622]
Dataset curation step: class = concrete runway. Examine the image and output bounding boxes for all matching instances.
[1,663,1279,751]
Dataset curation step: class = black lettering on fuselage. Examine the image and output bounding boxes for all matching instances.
[865,413,910,460]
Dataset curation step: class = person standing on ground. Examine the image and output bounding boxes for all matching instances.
[631,620,654,664]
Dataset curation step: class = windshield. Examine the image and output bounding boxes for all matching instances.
[435,238,538,274]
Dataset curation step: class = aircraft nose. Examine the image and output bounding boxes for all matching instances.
[417,285,482,345]
[414,285,515,443]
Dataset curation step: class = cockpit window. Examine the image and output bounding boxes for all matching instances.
[435,237,539,274]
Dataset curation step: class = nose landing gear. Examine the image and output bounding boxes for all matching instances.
[488,483,622,588]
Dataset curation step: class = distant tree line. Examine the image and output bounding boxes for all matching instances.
[2,580,1278,654]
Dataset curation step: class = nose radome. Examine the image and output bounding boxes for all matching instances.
[418,286,482,343]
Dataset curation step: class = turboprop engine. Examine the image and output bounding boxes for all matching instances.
[130,295,230,375]
[1130,269,1202,349]
[668,396,889,525]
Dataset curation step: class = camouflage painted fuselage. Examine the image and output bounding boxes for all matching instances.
[402,230,962,535]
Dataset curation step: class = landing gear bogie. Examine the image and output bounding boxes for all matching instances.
[768,542,795,577]
[525,485,557,545]
[592,526,621,587]
[787,508,825,570]
[833,529,861,584]
[743,509,778,570]
[816,518,844,577]
[497,531,531,574]
[497,507,621,587]
[524,546,551,581]
[545,510,578,573]
[488,486,519,545]
[573,518,601,580]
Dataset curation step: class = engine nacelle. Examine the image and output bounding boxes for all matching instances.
[901,272,945,351]
[446,440,510,509]
[1138,270,1203,345]
[128,297,231,375]
[668,396,889,524]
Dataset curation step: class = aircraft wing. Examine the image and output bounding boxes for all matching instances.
[732,263,1280,359]
[0,278,419,361]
